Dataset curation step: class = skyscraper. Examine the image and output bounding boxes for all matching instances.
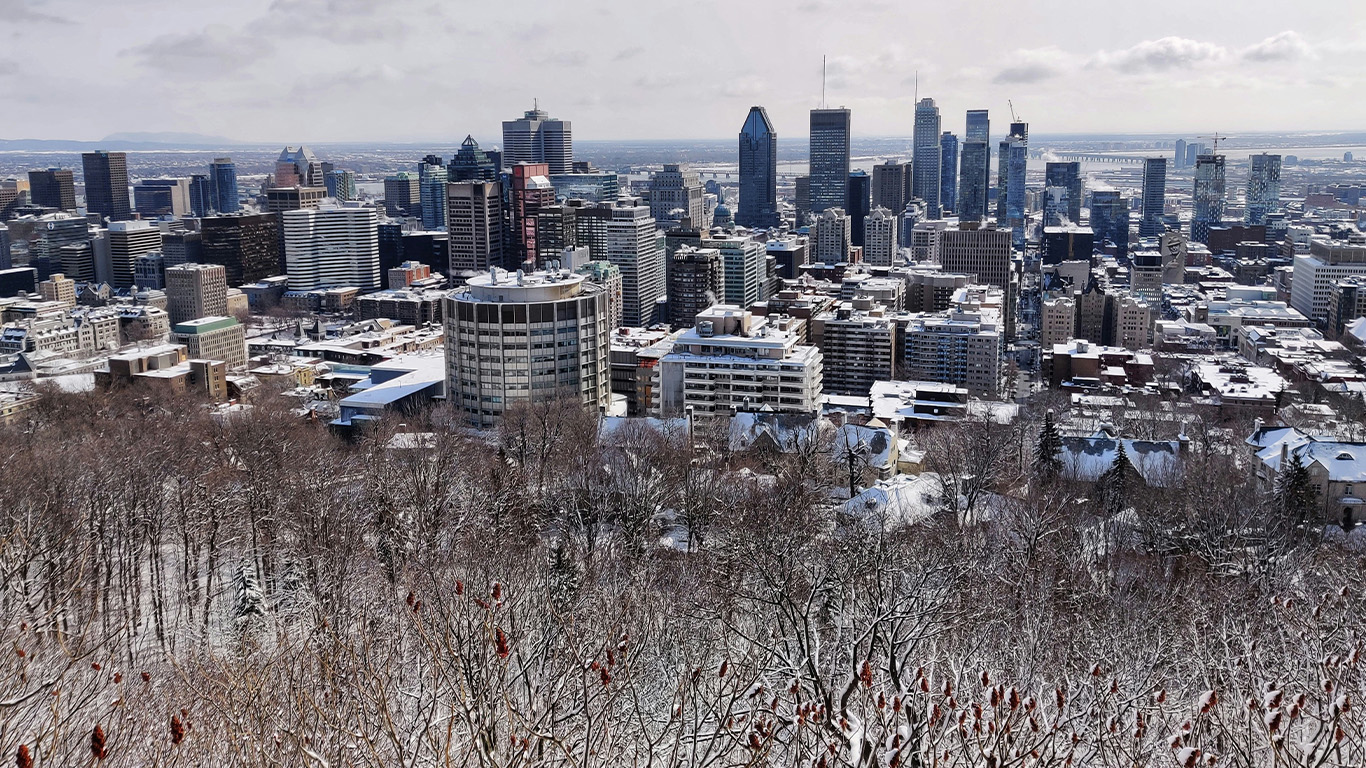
[201,213,281,285]
[502,105,573,174]
[188,174,211,217]
[1043,162,1082,227]
[650,164,705,227]
[82,151,132,222]
[812,208,851,264]
[996,122,1028,248]
[959,109,990,222]
[668,246,724,330]
[1191,154,1226,244]
[419,158,447,229]
[1089,190,1129,259]
[965,110,990,144]
[872,162,909,215]
[209,158,240,214]
[1173,139,1187,170]
[809,108,851,215]
[384,173,420,218]
[165,263,228,325]
[737,106,779,228]
[863,207,898,267]
[1139,158,1167,238]
[940,131,958,215]
[510,163,555,267]
[449,136,497,182]
[574,200,666,327]
[325,170,357,202]
[446,180,505,273]
[275,146,323,187]
[1246,153,1282,226]
[107,221,162,289]
[28,168,76,211]
[846,171,870,247]
[911,98,942,218]
[283,203,381,291]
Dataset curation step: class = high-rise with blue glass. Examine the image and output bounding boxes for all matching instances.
[419,156,447,230]
[939,132,958,215]
[1089,190,1129,259]
[847,170,870,247]
[809,108,852,215]
[911,98,941,218]
[1043,161,1081,227]
[1191,153,1226,244]
[737,106,779,228]
[1139,157,1167,237]
[1245,153,1281,225]
[958,110,990,222]
[997,122,1028,247]
[209,158,240,214]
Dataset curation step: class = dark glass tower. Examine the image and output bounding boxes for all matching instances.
[1139,157,1167,237]
[28,168,76,211]
[846,171,871,247]
[911,98,941,218]
[188,174,211,217]
[809,108,851,215]
[1090,190,1129,259]
[1245,153,1281,225]
[997,122,1028,247]
[939,131,958,215]
[449,135,498,182]
[959,110,990,222]
[82,150,131,222]
[1043,161,1081,227]
[737,106,779,228]
[209,158,240,214]
[1192,154,1226,244]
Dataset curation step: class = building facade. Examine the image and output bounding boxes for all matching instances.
[912,99,942,218]
[501,106,573,174]
[809,108,852,215]
[737,106,779,228]
[82,150,132,222]
[282,203,381,291]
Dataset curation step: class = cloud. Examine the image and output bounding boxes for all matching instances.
[1091,36,1227,72]
[0,59,20,77]
[1242,31,1314,62]
[251,0,411,44]
[0,0,69,24]
[723,76,769,99]
[992,48,1072,84]
[613,46,645,62]
[124,25,275,74]
[535,50,589,68]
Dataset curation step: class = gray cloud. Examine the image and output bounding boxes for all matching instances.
[0,0,68,24]
[1091,36,1227,72]
[992,48,1072,84]
[1242,31,1314,62]
[993,63,1061,85]
[123,25,275,74]
[613,46,645,62]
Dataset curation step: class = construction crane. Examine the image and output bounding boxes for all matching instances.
[1008,99,1019,122]
[1197,133,1233,153]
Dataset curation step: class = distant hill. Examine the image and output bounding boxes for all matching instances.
[0,132,252,151]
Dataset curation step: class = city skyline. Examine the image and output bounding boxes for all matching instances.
[2,0,1363,143]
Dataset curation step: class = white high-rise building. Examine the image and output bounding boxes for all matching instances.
[443,268,609,427]
[575,200,666,327]
[653,305,823,418]
[283,203,380,291]
[702,233,764,310]
[863,207,898,267]
[813,208,851,264]
[1290,235,1366,325]
[107,221,162,290]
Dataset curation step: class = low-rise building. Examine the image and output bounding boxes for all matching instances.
[171,316,247,368]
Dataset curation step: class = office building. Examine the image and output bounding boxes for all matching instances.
[82,151,131,222]
[912,99,942,218]
[703,233,765,310]
[447,180,504,274]
[1043,162,1082,227]
[863,206,898,267]
[903,313,1002,395]
[737,106,779,228]
[165,263,228,324]
[1327,276,1366,340]
[28,168,76,211]
[133,178,193,218]
[812,208,852,264]
[510,163,555,268]
[549,171,619,203]
[449,135,498,182]
[872,162,909,216]
[325,169,357,202]
[1246,153,1282,226]
[108,221,162,289]
[134,253,165,290]
[419,159,446,229]
[574,200,666,326]
[846,171,870,247]
[200,213,282,286]
[654,305,823,417]
[576,260,624,330]
[283,203,380,291]
[209,158,240,214]
[1139,158,1167,238]
[1174,139,1187,170]
[38,273,76,307]
[957,141,989,223]
[668,246,723,330]
[650,164,705,227]
[936,224,1012,288]
[813,302,898,396]
[265,186,326,214]
[939,132,958,215]
[997,122,1028,247]
[186,175,209,217]
[274,146,323,187]
[502,105,573,173]
[171,316,247,368]
[1042,225,1094,265]
[1089,191,1129,259]
[1290,235,1366,325]
[809,108,852,214]
[0,224,9,270]
[794,176,811,226]
[1191,154,1226,244]
[535,204,578,264]
[443,267,609,427]
[384,172,420,218]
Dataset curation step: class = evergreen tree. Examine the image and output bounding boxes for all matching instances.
[233,559,267,649]
[1098,441,1130,515]
[1275,449,1315,531]
[1033,410,1064,481]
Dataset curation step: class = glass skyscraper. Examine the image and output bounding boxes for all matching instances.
[997,122,1028,248]
[911,98,941,218]
[809,109,851,215]
[1191,154,1226,244]
[737,106,779,228]
[1245,153,1282,225]
[846,170,870,247]
[959,110,990,222]
[82,150,132,222]
[1089,190,1129,260]
[209,158,240,214]
[419,158,447,230]
[188,174,211,218]
[449,136,498,182]
[1043,161,1081,227]
[939,132,958,215]
[1139,157,1167,238]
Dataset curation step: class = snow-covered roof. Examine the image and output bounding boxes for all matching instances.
[1059,431,1183,486]
[832,423,894,469]
[839,473,945,529]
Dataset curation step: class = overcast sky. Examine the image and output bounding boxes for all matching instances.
[3,0,1363,144]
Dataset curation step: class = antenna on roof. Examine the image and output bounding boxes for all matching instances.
[821,56,826,108]
[534,97,538,111]
[914,70,918,104]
